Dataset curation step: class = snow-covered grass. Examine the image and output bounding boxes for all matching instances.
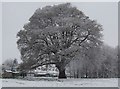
[1,77,118,87]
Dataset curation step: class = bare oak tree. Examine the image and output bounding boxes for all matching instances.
[17,3,103,78]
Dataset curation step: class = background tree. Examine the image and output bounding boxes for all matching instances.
[2,58,18,72]
[98,45,118,78]
[67,45,103,78]
[17,3,103,79]
[67,44,118,78]
[2,59,13,71]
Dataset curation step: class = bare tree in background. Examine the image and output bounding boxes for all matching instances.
[2,58,18,72]
[67,44,118,78]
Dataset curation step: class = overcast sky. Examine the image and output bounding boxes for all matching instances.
[2,2,118,62]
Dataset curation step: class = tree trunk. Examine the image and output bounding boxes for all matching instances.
[58,69,67,79]
[56,64,67,79]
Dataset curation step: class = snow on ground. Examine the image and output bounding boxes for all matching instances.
[1,77,118,87]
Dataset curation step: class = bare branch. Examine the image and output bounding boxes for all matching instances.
[31,61,56,69]
[79,31,90,45]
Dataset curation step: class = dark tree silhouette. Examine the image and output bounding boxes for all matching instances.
[17,3,103,79]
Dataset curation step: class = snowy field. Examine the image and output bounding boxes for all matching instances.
[1,77,118,87]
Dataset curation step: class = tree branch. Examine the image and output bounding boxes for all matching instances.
[79,31,90,45]
[71,37,79,45]
[31,61,56,69]
[70,31,90,46]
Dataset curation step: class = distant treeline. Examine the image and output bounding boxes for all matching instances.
[67,44,119,78]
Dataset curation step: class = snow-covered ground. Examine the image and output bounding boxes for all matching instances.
[1,77,118,87]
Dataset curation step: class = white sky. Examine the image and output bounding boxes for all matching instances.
[2,2,118,62]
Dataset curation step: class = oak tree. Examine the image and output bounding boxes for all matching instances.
[17,3,103,78]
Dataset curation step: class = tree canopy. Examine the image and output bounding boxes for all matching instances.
[17,3,103,78]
